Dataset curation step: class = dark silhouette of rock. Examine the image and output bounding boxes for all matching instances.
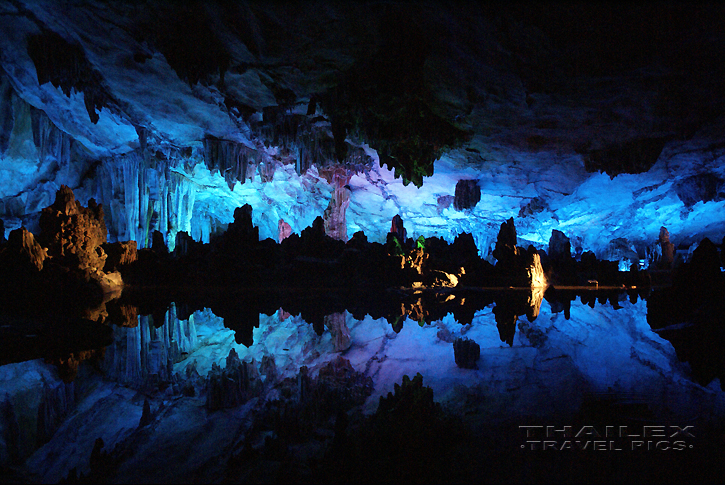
[151,230,168,256]
[139,398,152,427]
[221,204,258,247]
[690,237,721,284]
[658,226,675,268]
[390,214,406,242]
[494,304,517,346]
[453,179,481,210]
[648,237,725,388]
[234,205,257,238]
[584,136,668,177]
[172,231,202,257]
[453,337,480,369]
[493,217,517,264]
[376,373,441,421]
[102,241,137,272]
[3,227,47,272]
[0,397,20,464]
[674,173,725,208]
[0,218,5,245]
[205,348,261,410]
[549,230,571,260]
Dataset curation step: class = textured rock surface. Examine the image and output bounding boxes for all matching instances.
[1,6,724,481]
[323,185,351,242]
[658,226,675,268]
[453,337,480,369]
[453,179,481,211]
[2,226,46,272]
[0,2,722,270]
[38,186,107,273]
[277,219,292,243]
[206,348,261,411]
[548,229,571,261]
[102,240,137,272]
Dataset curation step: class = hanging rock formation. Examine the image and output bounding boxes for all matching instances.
[453,180,481,211]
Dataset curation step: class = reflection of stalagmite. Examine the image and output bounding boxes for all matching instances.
[493,305,517,346]
[324,312,352,352]
[528,251,547,289]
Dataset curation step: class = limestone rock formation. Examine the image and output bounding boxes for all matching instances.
[390,214,407,243]
[278,219,292,243]
[453,179,481,210]
[453,337,480,369]
[323,185,351,242]
[324,313,352,352]
[37,185,107,274]
[2,227,46,272]
[102,241,137,273]
[674,173,725,208]
[205,348,261,411]
[658,226,675,268]
[526,248,547,289]
[549,230,571,261]
[492,217,518,266]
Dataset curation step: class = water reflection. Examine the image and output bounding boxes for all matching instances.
[2,285,724,483]
[0,284,654,377]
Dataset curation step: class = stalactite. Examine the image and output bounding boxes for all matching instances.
[0,74,14,155]
[252,107,372,176]
[36,380,74,447]
[26,30,110,124]
[30,108,72,168]
[89,151,199,250]
[203,137,255,190]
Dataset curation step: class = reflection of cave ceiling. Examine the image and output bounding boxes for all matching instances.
[1,1,725,253]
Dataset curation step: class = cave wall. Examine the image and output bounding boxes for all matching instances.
[0,1,724,263]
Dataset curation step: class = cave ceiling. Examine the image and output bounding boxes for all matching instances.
[1,1,723,185]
